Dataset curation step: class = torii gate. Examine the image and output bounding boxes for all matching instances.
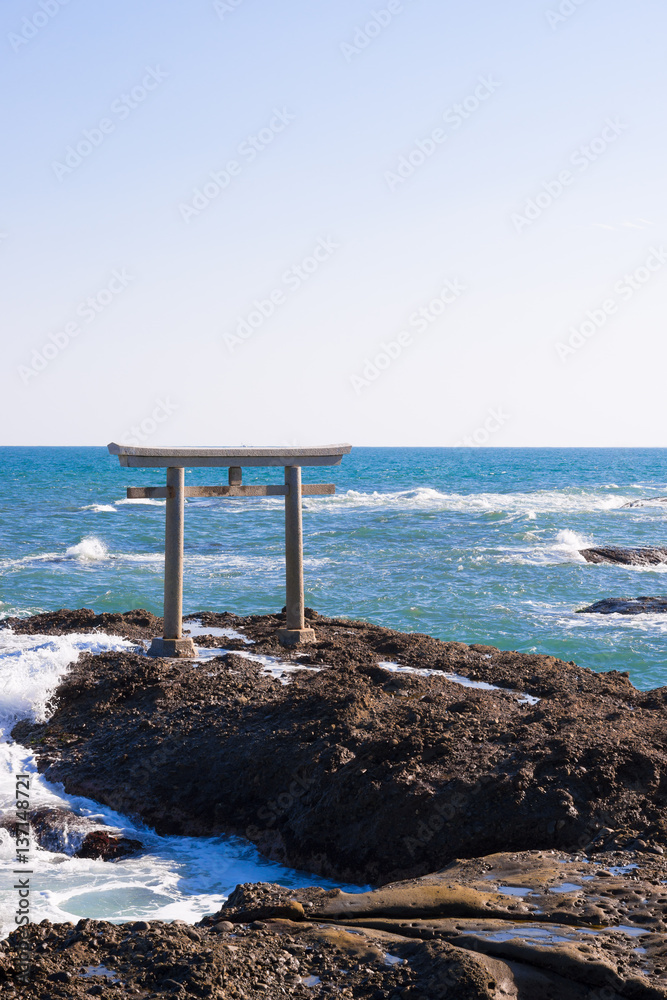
[107,443,352,657]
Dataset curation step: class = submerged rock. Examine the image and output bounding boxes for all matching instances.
[578,597,667,615]
[622,497,667,508]
[580,547,667,566]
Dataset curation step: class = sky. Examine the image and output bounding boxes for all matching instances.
[1,0,666,447]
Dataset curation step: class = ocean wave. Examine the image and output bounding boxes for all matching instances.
[65,536,109,561]
[304,488,632,516]
[0,542,325,573]
[80,504,117,513]
[0,631,136,728]
[116,498,166,506]
[498,530,590,566]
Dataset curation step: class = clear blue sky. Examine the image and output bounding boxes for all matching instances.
[2,0,665,446]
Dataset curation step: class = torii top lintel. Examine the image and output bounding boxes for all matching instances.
[107,442,352,468]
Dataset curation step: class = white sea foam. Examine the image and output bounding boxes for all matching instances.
[303,488,632,516]
[0,630,136,727]
[0,547,318,574]
[80,504,117,514]
[497,529,590,567]
[64,536,109,561]
[378,662,540,705]
[183,620,252,643]
[115,498,166,506]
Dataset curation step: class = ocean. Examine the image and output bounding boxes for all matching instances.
[1,446,666,933]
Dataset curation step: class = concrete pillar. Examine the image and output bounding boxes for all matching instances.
[278,466,315,646]
[148,466,196,658]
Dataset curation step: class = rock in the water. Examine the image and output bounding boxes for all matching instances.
[578,597,667,614]
[0,806,142,860]
[580,546,667,565]
[75,830,143,860]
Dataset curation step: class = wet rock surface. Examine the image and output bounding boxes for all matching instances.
[580,547,667,566]
[0,910,537,1000]
[578,598,667,615]
[4,849,667,998]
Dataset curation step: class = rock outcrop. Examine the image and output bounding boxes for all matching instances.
[11,610,667,887]
[580,547,667,566]
[4,848,667,998]
[578,597,667,615]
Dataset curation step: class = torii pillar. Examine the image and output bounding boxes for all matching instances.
[107,444,352,656]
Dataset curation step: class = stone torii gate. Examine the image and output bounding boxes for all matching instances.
[108,443,352,657]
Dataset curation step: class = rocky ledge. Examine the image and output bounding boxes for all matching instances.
[578,598,667,615]
[4,848,667,998]
[580,547,667,566]
[9,609,667,884]
[5,608,667,997]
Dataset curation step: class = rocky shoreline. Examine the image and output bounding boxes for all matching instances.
[3,608,667,997]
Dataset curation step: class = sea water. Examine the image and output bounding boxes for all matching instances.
[1,446,666,932]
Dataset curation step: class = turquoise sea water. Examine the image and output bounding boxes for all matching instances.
[1,446,667,690]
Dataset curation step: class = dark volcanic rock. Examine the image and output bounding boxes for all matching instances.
[0,607,161,640]
[11,609,667,887]
[578,597,667,615]
[74,830,143,860]
[0,911,536,1000]
[580,547,667,566]
[4,849,667,998]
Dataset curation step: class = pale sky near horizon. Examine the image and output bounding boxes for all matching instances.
[1,0,666,447]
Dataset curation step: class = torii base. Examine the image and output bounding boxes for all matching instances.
[278,628,316,647]
[148,636,197,658]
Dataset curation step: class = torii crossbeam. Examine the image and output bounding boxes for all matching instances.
[107,443,352,656]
